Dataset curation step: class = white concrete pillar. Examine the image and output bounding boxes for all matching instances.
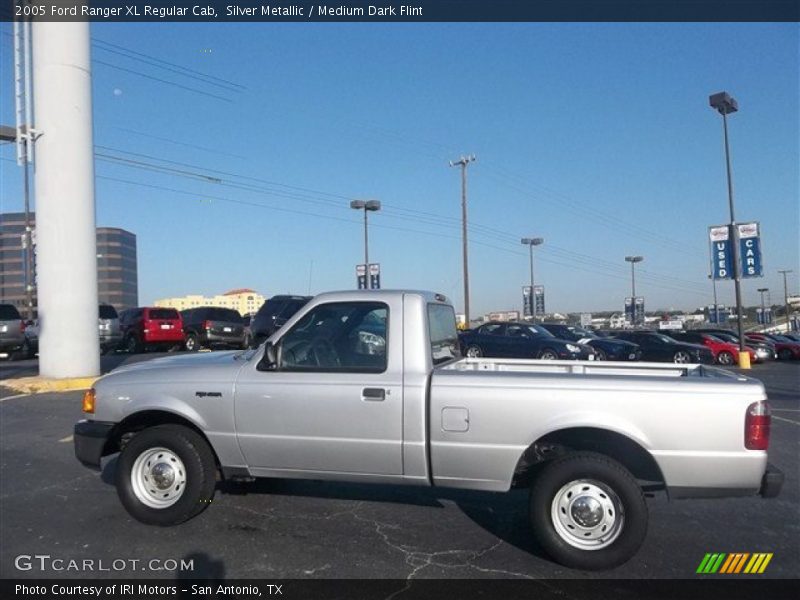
[33,22,100,378]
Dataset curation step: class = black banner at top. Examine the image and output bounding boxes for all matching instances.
[4,0,800,22]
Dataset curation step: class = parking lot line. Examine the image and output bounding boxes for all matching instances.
[0,393,33,403]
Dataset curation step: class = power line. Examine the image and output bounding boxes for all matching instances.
[92,43,243,94]
[93,59,234,103]
[91,37,246,90]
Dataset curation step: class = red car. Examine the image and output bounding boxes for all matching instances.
[745,333,800,361]
[118,307,185,353]
[667,331,755,365]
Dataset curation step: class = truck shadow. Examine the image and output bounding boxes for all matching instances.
[101,456,547,561]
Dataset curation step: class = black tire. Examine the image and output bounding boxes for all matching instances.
[778,348,793,361]
[717,351,735,366]
[539,348,558,360]
[125,334,142,354]
[594,348,608,361]
[115,424,217,526]
[184,334,200,352]
[13,340,32,361]
[529,452,648,571]
[465,345,483,358]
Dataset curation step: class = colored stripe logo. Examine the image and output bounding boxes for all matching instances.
[696,553,773,574]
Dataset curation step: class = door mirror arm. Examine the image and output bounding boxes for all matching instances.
[257,341,279,371]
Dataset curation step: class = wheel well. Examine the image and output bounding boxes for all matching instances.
[103,410,221,469]
[511,427,665,491]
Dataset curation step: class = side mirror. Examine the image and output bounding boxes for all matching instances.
[257,341,278,371]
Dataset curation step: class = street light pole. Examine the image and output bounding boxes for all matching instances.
[778,269,793,332]
[709,92,747,362]
[624,256,643,325]
[350,199,381,269]
[757,287,768,327]
[450,155,476,324]
[521,237,544,321]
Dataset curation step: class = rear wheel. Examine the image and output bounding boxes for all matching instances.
[124,334,142,354]
[673,350,691,364]
[185,334,199,352]
[717,351,735,366]
[465,345,483,358]
[593,348,608,361]
[539,348,558,360]
[529,452,648,570]
[115,425,217,526]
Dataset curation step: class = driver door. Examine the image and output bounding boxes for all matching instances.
[233,298,403,477]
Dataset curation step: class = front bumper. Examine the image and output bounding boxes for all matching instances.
[759,463,784,498]
[74,420,115,470]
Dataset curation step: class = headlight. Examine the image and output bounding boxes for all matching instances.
[566,344,580,353]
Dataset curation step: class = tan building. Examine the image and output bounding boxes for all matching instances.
[155,288,265,316]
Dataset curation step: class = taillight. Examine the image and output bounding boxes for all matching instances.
[745,401,771,450]
[202,320,212,330]
[20,320,26,333]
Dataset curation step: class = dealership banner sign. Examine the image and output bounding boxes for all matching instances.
[709,222,763,280]
[522,286,532,318]
[737,222,763,278]
[356,264,367,290]
[709,225,734,280]
[534,286,545,315]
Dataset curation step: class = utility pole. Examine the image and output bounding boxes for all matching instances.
[13,18,35,320]
[449,155,476,324]
[779,269,793,332]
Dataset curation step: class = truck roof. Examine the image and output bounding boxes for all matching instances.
[311,289,451,305]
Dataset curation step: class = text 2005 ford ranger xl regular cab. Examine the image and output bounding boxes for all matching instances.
[74,290,783,570]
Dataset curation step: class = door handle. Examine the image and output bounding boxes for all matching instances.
[362,388,386,401]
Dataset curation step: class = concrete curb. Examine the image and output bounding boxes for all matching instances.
[0,376,98,394]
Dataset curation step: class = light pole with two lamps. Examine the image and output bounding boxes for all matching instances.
[521,237,544,321]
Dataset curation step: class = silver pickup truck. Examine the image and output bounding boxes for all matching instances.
[74,290,783,570]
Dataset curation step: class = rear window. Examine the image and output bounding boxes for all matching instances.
[206,308,242,322]
[147,308,179,320]
[0,304,21,320]
[428,304,460,365]
[98,305,118,319]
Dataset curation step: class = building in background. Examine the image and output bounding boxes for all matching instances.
[0,212,138,312]
[155,288,265,316]
[96,228,138,310]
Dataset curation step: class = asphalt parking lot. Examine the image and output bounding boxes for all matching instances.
[0,357,797,582]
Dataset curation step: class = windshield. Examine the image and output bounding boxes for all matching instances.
[570,327,597,339]
[526,324,554,337]
[705,335,725,343]
[651,333,676,343]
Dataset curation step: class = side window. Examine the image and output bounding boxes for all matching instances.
[278,302,388,372]
[480,324,504,336]
[506,325,530,338]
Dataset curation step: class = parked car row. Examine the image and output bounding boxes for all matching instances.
[1,303,122,360]
[457,321,800,366]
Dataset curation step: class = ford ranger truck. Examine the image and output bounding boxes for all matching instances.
[74,290,783,571]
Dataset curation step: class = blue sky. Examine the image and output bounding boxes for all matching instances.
[1,22,798,316]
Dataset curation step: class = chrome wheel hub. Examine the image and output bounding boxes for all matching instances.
[131,447,186,509]
[551,479,624,550]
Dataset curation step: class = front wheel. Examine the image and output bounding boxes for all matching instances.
[673,350,692,364]
[717,351,735,366]
[465,345,483,358]
[529,452,648,570]
[115,424,217,526]
[539,348,558,360]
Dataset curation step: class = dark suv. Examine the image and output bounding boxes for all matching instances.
[181,306,246,351]
[0,304,30,360]
[249,295,311,348]
[119,307,185,353]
